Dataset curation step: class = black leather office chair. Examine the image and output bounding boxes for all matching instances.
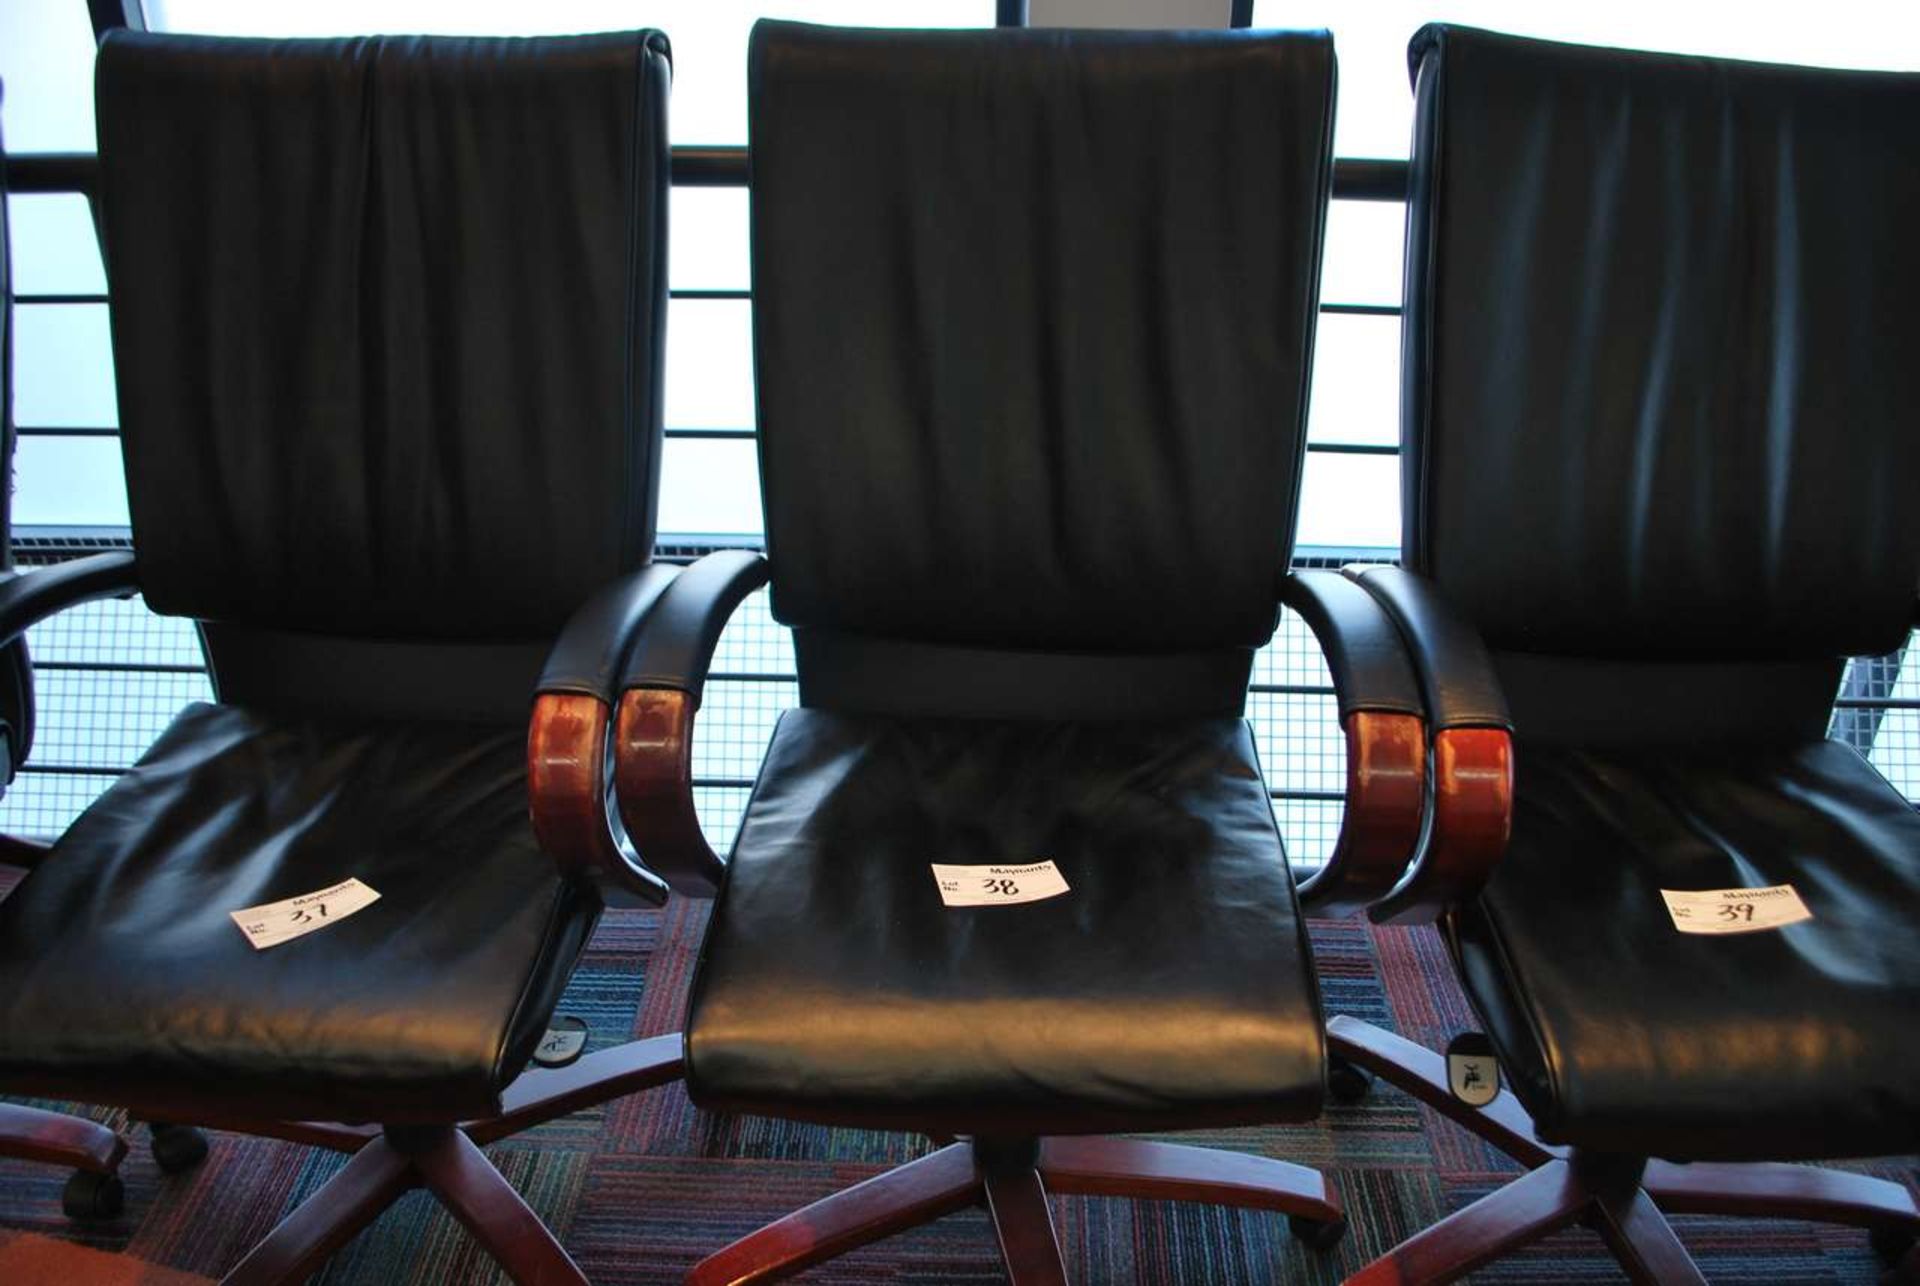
[0,32,687,1284]
[599,21,1430,1284]
[1328,25,1920,1285]
[0,80,210,1221]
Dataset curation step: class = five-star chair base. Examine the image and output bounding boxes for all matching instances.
[1327,1015,1920,1285]
[211,1034,683,1286]
[689,1132,1345,1286]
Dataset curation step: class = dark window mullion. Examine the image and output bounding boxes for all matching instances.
[1306,442,1398,456]
[664,428,756,441]
[16,426,119,438]
[32,661,206,675]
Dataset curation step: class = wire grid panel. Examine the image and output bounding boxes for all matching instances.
[0,772,125,840]
[25,668,212,769]
[1247,692,1344,797]
[1252,604,1340,691]
[683,594,1350,868]
[691,588,794,853]
[704,585,796,677]
[1832,637,1919,797]
[1252,607,1347,867]
[9,584,1915,867]
[1272,798,1346,870]
[693,786,753,859]
[19,595,206,667]
[0,596,213,839]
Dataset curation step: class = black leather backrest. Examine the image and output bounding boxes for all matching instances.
[95,32,671,640]
[750,22,1335,653]
[1403,25,1920,660]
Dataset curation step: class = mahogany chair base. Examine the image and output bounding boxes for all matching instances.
[217,1034,681,1286]
[687,1132,1345,1286]
[1328,1016,1920,1284]
[0,1102,128,1175]
[0,1101,132,1219]
[2,853,147,1220]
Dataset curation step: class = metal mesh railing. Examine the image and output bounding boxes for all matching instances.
[0,568,1359,863]
[6,564,1914,868]
[687,584,1358,863]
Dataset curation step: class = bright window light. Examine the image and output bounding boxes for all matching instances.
[147,2,995,144]
[1255,0,1920,158]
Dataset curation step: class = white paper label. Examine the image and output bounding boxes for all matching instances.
[1660,884,1812,935]
[930,860,1070,908]
[229,878,381,950]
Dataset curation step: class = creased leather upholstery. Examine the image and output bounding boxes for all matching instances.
[685,710,1324,1133]
[1402,25,1920,658]
[687,23,1339,1141]
[0,35,671,1136]
[1454,737,1920,1161]
[0,703,596,1123]
[95,31,671,639]
[1401,26,1920,1170]
[749,22,1334,655]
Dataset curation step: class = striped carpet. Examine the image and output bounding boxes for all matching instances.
[0,899,1911,1284]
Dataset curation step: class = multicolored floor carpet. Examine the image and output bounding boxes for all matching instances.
[0,900,1912,1284]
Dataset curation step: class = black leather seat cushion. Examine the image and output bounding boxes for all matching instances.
[1454,737,1920,1162]
[684,710,1325,1134]
[0,703,597,1124]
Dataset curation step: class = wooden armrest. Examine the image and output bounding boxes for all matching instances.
[1295,711,1427,917]
[1282,570,1430,917]
[612,687,725,898]
[528,692,670,908]
[1368,726,1512,925]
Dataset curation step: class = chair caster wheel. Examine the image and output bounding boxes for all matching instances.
[1288,1214,1347,1252]
[62,1169,126,1220]
[1871,1224,1916,1268]
[1327,1055,1374,1105]
[149,1123,210,1173]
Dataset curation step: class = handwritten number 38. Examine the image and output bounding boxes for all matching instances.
[982,878,1019,897]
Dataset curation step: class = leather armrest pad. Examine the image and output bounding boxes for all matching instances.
[1347,566,1511,732]
[0,552,140,650]
[1280,570,1423,719]
[618,550,770,700]
[536,564,679,702]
